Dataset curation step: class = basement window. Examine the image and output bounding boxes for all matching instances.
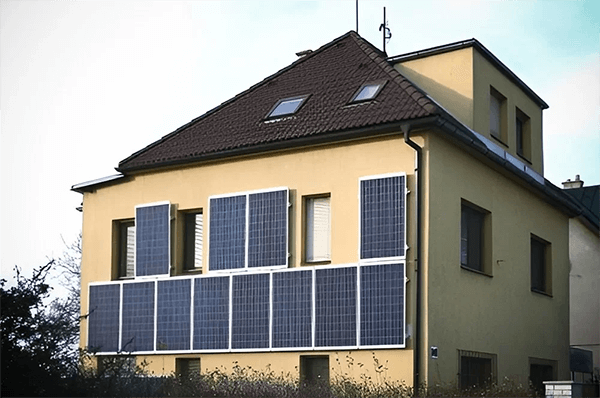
[267,95,308,118]
[351,82,384,102]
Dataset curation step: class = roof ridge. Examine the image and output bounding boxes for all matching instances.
[117,31,357,170]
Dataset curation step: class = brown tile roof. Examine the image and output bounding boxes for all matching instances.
[118,31,439,172]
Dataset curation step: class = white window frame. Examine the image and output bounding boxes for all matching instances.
[305,195,331,263]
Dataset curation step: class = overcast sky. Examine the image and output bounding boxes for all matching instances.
[1,0,598,286]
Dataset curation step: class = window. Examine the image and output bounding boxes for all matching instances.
[516,107,531,160]
[351,82,384,102]
[461,202,490,274]
[176,358,200,378]
[531,235,551,294]
[118,220,135,278]
[184,211,203,270]
[266,95,308,118]
[300,356,329,386]
[529,358,556,395]
[305,195,331,262]
[489,87,506,143]
[97,356,136,376]
[459,350,496,390]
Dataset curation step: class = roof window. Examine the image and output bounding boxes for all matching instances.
[267,95,308,118]
[351,82,384,102]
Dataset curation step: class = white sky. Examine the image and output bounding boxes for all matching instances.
[1,1,599,286]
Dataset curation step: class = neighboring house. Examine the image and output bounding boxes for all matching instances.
[562,176,600,381]
[73,32,583,390]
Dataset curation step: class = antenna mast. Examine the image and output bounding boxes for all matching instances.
[356,0,359,33]
[379,7,392,53]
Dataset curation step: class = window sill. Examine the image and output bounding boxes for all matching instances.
[117,276,134,281]
[304,260,331,266]
[531,288,552,298]
[517,153,532,164]
[460,265,492,278]
[183,268,203,275]
[490,135,508,147]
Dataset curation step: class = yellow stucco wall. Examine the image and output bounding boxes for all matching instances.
[424,133,570,385]
[80,135,419,383]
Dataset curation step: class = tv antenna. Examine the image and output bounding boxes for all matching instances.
[379,6,392,53]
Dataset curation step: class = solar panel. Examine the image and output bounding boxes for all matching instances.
[193,276,230,350]
[231,273,270,349]
[209,195,246,271]
[248,190,288,268]
[315,266,357,347]
[121,281,155,352]
[156,279,191,351]
[88,284,120,352]
[271,270,312,348]
[360,175,405,259]
[360,263,404,346]
[136,203,170,276]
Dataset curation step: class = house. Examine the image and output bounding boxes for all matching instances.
[562,176,600,382]
[72,31,583,390]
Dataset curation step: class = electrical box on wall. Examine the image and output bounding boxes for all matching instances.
[431,346,438,359]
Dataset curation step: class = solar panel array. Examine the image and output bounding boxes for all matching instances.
[88,263,404,353]
[136,203,171,276]
[360,175,405,260]
[209,189,288,271]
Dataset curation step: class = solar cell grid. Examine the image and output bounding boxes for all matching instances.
[360,263,404,346]
[157,279,191,351]
[248,190,288,268]
[360,176,405,259]
[193,276,230,350]
[88,284,120,352]
[136,204,170,276]
[315,267,357,347]
[121,282,155,352]
[271,270,312,348]
[209,196,246,270]
[231,273,270,349]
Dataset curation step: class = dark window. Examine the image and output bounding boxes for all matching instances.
[461,204,486,272]
[516,108,531,160]
[531,235,550,294]
[530,363,553,395]
[459,351,496,390]
[176,358,200,378]
[118,221,135,278]
[300,356,329,386]
[489,87,506,142]
[516,117,524,156]
[184,212,203,270]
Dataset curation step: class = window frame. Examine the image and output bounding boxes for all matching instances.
[115,219,135,280]
[183,210,203,272]
[176,357,200,378]
[530,234,552,296]
[489,86,507,145]
[460,200,492,276]
[303,194,331,264]
[207,187,290,273]
[350,80,386,103]
[458,350,497,390]
[515,107,531,161]
[265,95,309,119]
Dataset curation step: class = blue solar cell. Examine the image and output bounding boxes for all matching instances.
[121,282,155,352]
[231,273,270,349]
[193,276,230,350]
[136,204,170,276]
[88,284,120,352]
[209,195,246,271]
[360,176,405,259]
[272,270,312,348]
[156,279,191,351]
[360,263,404,346]
[248,190,287,268]
[315,267,357,347]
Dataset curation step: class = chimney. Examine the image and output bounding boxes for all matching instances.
[562,174,584,189]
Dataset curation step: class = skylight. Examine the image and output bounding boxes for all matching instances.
[352,82,384,102]
[267,95,308,118]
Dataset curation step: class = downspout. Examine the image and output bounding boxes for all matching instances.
[402,124,423,393]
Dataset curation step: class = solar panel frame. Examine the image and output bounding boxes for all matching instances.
[359,262,406,348]
[135,201,171,277]
[156,279,192,351]
[88,283,121,353]
[271,268,313,349]
[358,173,406,263]
[231,272,271,350]
[193,275,231,351]
[248,190,288,268]
[208,195,247,271]
[314,265,358,349]
[121,280,155,352]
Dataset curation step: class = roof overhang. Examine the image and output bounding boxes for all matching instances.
[71,173,128,194]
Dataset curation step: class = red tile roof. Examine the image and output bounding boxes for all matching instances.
[118,31,439,172]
